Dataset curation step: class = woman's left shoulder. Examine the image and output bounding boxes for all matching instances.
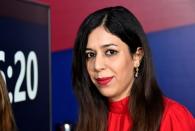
[160,97,195,131]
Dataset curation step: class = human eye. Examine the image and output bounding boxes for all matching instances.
[105,49,118,56]
[85,51,96,59]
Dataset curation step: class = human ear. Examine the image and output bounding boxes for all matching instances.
[133,47,144,68]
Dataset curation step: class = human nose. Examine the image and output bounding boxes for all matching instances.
[94,54,105,71]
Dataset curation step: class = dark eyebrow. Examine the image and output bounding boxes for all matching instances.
[86,43,118,51]
[101,43,118,48]
[85,48,93,51]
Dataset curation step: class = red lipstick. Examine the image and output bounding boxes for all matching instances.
[96,77,113,86]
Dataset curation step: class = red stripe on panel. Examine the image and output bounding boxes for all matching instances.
[35,0,195,52]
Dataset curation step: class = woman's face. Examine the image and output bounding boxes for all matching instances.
[86,26,140,101]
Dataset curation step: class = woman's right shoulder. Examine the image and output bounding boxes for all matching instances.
[160,97,195,131]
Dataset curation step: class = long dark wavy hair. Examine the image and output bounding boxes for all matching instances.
[72,6,164,131]
[0,73,16,131]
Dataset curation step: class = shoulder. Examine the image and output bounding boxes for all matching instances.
[163,97,193,117]
[160,97,195,131]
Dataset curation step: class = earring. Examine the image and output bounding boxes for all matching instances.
[134,62,140,78]
[135,67,139,78]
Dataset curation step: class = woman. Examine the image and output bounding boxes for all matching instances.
[0,73,16,131]
[72,6,195,131]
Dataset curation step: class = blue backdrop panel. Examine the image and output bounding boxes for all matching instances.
[148,24,195,116]
[52,49,78,130]
[52,24,195,126]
